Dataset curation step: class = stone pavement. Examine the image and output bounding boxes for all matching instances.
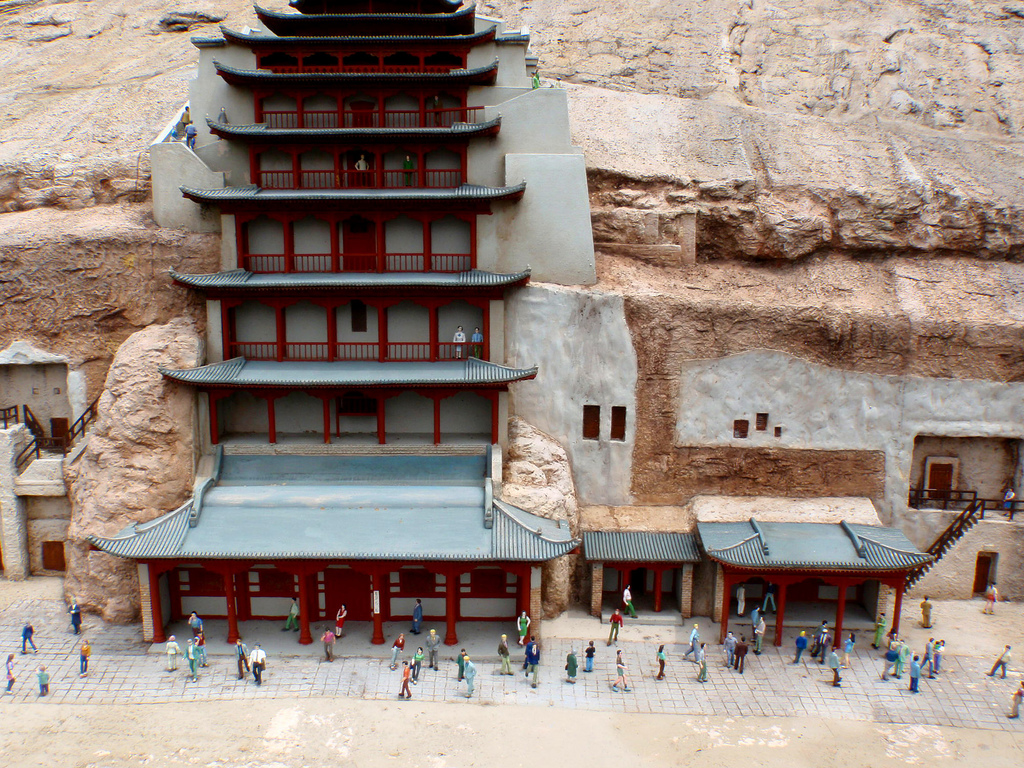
[1,593,1021,733]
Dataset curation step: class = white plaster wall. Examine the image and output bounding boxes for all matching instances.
[295,218,331,254]
[431,217,471,254]
[385,217,423,253]
[189,44,256,151]
[461,597,517,617]
[250,596,293,618]
[385,392,432,436]
[27,517,69,573]
[437,302,482,341]
[389,597,444,617]
[182,595,229,617]
[481,153,596,285]
[388,303,429,341]
[337,302,379,343]
[221,391,269,434]
[220,214,237,270]
[909,437,1016,498]
[248,217,284,255]
[0,362,72,427]
[506,285,637,505]
[275,392,323,434]
[440,392,491,436]
[0,426,30,578]
[234,303,276,344]
[285,303,328,344]
[151,141,224,232]
[205,300,224,363]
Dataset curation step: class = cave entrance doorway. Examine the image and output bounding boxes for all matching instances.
[973,552,997,594]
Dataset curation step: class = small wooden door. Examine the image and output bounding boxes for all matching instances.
[42,541,66,571]
[973,553,994,593]
[927,462,954,499]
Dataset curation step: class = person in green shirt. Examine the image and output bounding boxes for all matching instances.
[498,634,513,675]
[464,655,477,697]
[656,644,667,680]
[412,647,424,683]
[565,648,578,684]
[457,648,467,681]
[895,639,911,678]
[186,639,199,682]
[37,665,49,696]
[697,643,709,683]
[872,613,887,649]
[283,598,300,632]
[517,612,530,646]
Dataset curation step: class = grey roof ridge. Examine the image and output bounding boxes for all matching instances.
[704,531,762,555]
[204,116,502,135]
[255,1,476,20]
[492,500,577,545]
[858,535,933,559]
[839,519,867,559]
[178,181,527,199]
[91,500,192,542]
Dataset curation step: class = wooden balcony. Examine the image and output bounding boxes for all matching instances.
[261,107,485,130]
[257,168,463,190]
[227,341,481,362]
[242,252,472,274]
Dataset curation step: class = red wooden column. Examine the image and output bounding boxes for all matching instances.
[481,302,490,361]
[891,579,905,635]
[444,567,459,645]
[284,215,296,272]
[208,392,222,445]
[223,570,240,643]
[266,395,278,443]
[423,215,432,271]
[297,569,313,645]
[275,306,286,361]
[833,579,849,648]
[718,570,733,643]
[321,396,332,444]
[326,304,338,362]
[774,581,788,646]
[428,302,439,360]
[329,216,341,272]
[376,395,386,444]
[433,394,442,445]
[378,305,389,361]
[375,217,386,272]
[653,568,664,613]
[149,563,166,643]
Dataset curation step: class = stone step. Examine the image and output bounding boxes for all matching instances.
[14,455,66,496]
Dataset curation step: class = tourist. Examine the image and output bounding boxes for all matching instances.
[793,631,808,664]
[828,648,842,687]
[611,649,631,692]
[525,636,540,688]
[37,665,49,697]
[464,655,477,697]
[1003,486,1016,513]
[922,637,934,677]
[584,640,596,673]
[842,633,855,668]
[426,628,441,670]
[21,622,37,654]
[185,123,197,150]
[655,644,666,680]
[817,626,832,664]
[470,327,484,358]
[68,598,82,635]
[389,633,406,670]
[283,597,300,632]
[335,604,347,638]
[411,598,423,635]
[932,640,944,676]
[623,585,637,618]
[235,638,250,680]
[453,325,466,358]
[735,583,746,616]
[412,647,424,683]
[984,583,998,614]
[762,583,777,613]
[909,654,922,693]
[810,622,828,660]
[724,631,737,667]
[249,644,266,686]
[872,613,887,649]
[754,615,767,655]
[321,627,336,662]
[683,623,700,663]
[895,638,911,678]
[187,611,203,638]
[920,596,933,628]
[196,630,208,667]
[565,647,578,684]
[79,639,91,677]
[185,638,199,682]
[734,635,749,674]
[697,643,709,683]
[5,654,14,693]
[989,645,1012,679]
[165,635,181,671]
[517,611,531,646]
[457,648,467,681]
[498,633,513,675]
[607,608,624,645]
[882,644,898,680]
[1009,679,1024,719]
[751,606,761,638]
[398,661,412,699]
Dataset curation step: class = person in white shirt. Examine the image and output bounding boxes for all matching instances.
[452,326,466,359]
[623,585,637,618]
[249,644,267,686]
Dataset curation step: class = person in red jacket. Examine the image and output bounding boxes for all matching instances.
[607,608,624,646]
[398,661,412,699]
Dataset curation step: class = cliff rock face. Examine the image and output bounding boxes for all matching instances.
[502,417,580,616]
[64,320,201,622]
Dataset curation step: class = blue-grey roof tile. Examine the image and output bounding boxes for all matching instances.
[583,531,700,563]
[170,268,530,291]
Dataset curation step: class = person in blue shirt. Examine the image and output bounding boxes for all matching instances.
[909,654,922,692]
[793,631,808,663]
[21,623,37,654]
[525,637,541,688]
[411,599,423,635]
[470,327,484,358]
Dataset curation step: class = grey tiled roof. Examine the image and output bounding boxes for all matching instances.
[159,357,537,388]
[206,116,501,139]
[180,182,526,203]
[87,454,576,562]
[255,2,475,23]
[697,519,932,572]
[213,59,498,84]
[170,268,531,291]
[219,24,495,46]
[582,531,700,563]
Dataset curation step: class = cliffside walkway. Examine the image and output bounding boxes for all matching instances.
[0,588,1021,733]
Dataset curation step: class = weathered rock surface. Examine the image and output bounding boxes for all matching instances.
[63,320,201,621]
[0,204,219,399]
[501,417,580,616]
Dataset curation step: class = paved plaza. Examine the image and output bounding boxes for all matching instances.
[2,587,1022,734]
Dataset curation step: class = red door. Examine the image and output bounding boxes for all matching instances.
[341,217,376,270]
[324,568,372,621]
[927,463,953,500]
[350,100,375,128]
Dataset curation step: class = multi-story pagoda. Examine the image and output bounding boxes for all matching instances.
[91,0,596,645]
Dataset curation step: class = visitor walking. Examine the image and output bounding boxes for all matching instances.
[608,608,624,645]
[165,635,181,671]
[612,650,631,692]
[389,633,405,670]
[21,622,37,654]
[585,640,596,673]
[984,583,998,614]
[842,633,855,668]
[186,638,199,682]
[517,611,531,646]
[283,597,300,632]
[398,661,412,699]
[411,599,423,635]
[734,636,749,674]
[724,631,737,667]
[762,583,777,613]
[525,637,540,688]
[427,629,441,670]
[736,583,746,617]
[498,634,513,675]
[882,645,898,681]
[872,613,887,649]
[909,655,922,693]
[79,639,91,677]
[828,648,842,687]
[565,648,578,684]
[683,624,700,662]
[37,665,49,697]
[895,638,911,678]
[68,598,82,635]
[1009,679,1024,718]
[655,644,666,680]
[249,644,267,686]
[754,615,767,655]
[235,638,250,680]
[932,639,944,676]
[464,655,477,697]
[321,627,336,662]
[187,611,203,638]
[623,585,637,618]
[922,637,934,677]
[5,654,14,693]
[196,631,208,667]
[412,647,424,683]
[989,645,1012,679]
[794,631,808,663]
[697,643,709,683]
[457,648,467,681]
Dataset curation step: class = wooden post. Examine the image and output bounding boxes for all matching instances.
[833,581,848,648]
[774,581,788,646]
[653,569,664,613]
[267,396,277,444]
[208,394,220,445]
[276,306,286,361]
[892,580,905,635]
[297,570,313,645]
[322,396,331,444]
[719,571,732,644]
[376,395,386,445]
[149,564,166,643]
[433,395,441,445]
[223,570,239,643]
[444,569,459,645]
